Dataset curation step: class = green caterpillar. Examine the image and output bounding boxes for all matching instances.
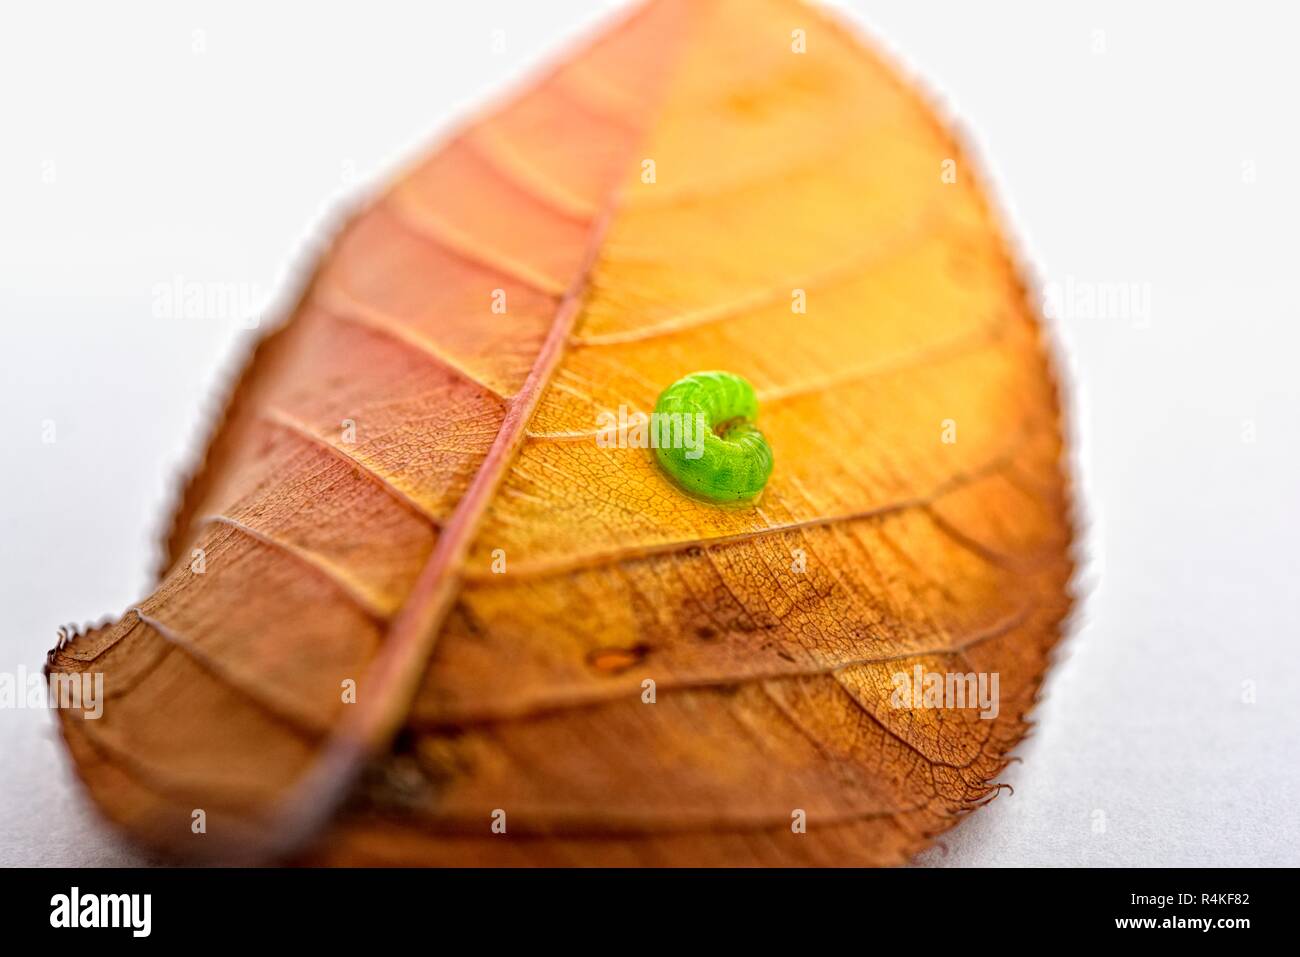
[652,370,773,502]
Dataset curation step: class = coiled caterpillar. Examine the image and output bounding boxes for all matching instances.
[652,370,773,502]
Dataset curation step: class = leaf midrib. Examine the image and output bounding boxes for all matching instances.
[256,1,694,862]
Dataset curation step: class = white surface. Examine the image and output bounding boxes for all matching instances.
[2,1,1297,867]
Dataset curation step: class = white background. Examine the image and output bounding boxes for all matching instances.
[2,1,1297,866]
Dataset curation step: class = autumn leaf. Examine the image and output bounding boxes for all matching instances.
[48,0,1074,866]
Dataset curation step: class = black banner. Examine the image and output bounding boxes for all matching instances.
[0,867,1276,943]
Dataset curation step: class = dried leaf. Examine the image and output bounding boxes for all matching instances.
[49,0,1074,866]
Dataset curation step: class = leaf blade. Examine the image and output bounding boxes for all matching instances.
[51,0,1074,866]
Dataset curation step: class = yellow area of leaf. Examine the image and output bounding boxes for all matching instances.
[49,0,1073,866]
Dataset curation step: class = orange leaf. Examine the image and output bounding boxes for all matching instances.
[48,0,1074,866]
